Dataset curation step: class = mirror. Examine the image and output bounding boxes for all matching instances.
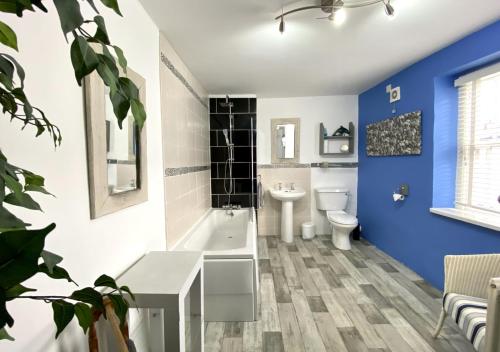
[271,118,300,164]
[105,90,141,195]
[84,63,148,219]
[276,124,295,159]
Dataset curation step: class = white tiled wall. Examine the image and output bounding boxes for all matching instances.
[160,34,211,248]
[257,167,311,236]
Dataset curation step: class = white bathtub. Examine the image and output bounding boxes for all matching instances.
[174,208,259,321]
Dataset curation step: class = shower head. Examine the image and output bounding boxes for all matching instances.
[222,129,230,146]
[219,95,234,108]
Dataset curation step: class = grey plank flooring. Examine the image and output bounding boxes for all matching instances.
[205,236,473,352]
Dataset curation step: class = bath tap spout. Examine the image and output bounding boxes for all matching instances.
[222,204,240,216]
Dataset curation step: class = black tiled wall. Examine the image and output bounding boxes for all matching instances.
[210,97,257,208]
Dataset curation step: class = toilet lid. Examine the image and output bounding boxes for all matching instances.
[326,211,358,225]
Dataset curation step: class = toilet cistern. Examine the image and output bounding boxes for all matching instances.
[270,186,306,243]
[315,187,358,250]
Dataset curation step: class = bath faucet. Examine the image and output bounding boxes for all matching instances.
[222,204,241,216]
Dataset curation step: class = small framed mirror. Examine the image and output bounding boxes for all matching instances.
[84,65,148,219]
[271,118,300,164]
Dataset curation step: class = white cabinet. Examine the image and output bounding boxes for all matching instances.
[118,251,204,352]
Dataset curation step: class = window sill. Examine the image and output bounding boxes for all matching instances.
[430,208,500,232]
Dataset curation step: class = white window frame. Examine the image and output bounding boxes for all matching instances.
[431,62,500,231]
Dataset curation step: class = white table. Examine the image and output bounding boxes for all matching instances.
[117,251,204,352]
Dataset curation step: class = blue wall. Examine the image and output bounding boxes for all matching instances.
[358,20,500,290]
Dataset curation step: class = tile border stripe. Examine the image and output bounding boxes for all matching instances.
[160,52,208,109]
[165,165,210,177]
[257,163,358,169]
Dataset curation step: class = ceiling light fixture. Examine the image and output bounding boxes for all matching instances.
[275,0,395,33]
[279,5,285,33]
[384,0,395,16]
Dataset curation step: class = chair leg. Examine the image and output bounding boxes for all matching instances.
[433,309,447,338]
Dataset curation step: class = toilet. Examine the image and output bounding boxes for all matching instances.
[315,187,358,250]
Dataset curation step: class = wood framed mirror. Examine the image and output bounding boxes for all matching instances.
[84,66,148,219]
[271,118,300,164]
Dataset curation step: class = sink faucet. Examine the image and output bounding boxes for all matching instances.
[290,183,295,190]
[278,182,282,190]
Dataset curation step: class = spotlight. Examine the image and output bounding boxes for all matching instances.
[384,0,395,16]
[279,17,285,33]
[331,8,346,25]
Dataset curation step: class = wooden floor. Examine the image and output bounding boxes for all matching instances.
[204,235,474,352]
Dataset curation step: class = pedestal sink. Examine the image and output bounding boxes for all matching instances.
[269,187,306,243]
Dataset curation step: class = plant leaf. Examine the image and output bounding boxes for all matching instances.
[0,55,15,82]
[31,0,47,13]
[99,0,122,16]
[108,294,128,327]
[74,303,92,333]
[86,0,100,13]
[112,46,127,73]
[119,285,135,301]
[0,206,30,231]
[0,288,14,328]
[0,20,17,51]
[94,274,117,289]
[5,283,36,300]
[110,90,129,128]
[101,44,115,66]
[4,192,42,211]
[131,99,146,130]
[70,287,104,312]
[93,16,110,44]
[51,300,74,338]
[53,0,84,35]
[24,184,54,196]
[38,263,77,285]
[0,224,55,290]
[70,36,99,85]
[118,77,139,100]
[2,173,22,195]
[96,53,118,87]
[0,53,25,88]
[0,163,4,204]
[23,172,44,187]
[0,327,14,341]
[41,250,63,274]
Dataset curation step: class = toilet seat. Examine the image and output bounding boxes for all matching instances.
[326,211,358,225]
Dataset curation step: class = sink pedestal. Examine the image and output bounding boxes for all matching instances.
[281,201,294,243]
[269,187,306,244]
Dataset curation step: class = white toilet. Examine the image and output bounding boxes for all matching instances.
[315,188,358,250]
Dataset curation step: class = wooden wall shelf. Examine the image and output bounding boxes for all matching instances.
[319,122,355,156]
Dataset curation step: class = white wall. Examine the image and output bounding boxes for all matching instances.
[257,96,358,164]
[257,96,358,234]
[0,2,165,351]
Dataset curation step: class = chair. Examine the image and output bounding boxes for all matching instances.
[433,254,500,352]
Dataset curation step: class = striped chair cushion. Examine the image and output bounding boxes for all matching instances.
[444,293,487,352]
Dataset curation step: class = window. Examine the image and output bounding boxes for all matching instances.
[455,63,500,215]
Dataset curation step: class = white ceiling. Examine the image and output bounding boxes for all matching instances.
[139,0,500,97]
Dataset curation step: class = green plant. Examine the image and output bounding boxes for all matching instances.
[0,0,147,342]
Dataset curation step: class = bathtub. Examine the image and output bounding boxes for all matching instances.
[174,208,258,321]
